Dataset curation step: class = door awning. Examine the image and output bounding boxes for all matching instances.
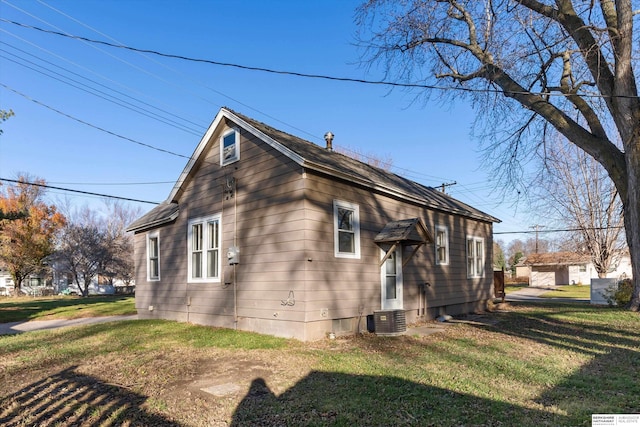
[374,218,433,267]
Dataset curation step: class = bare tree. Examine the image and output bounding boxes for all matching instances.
[335,146,394,170]
[535,138,626,277]
[54,201,140,295]
[56,222,107,297]
[357,0,640,309]
[101,200,141,286]
[506,237,551,268]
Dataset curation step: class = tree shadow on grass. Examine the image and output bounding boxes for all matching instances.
[230,371,569,427]
[471,303,640,421]
[229,305,639,426]
[0,295,133,323]
[0,366,181,426]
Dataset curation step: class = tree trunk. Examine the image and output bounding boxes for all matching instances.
[12,271,23,293]
[625,135,640,311]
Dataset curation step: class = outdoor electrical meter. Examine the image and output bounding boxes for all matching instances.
[227,246,240,265]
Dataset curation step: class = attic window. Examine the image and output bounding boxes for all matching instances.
[221,128,240,165]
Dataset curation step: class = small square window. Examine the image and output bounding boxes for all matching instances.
[221,128,239,165]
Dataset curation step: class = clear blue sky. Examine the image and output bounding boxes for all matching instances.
[0,0,540,243]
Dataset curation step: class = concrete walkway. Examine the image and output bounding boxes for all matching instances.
[0,315,138,335]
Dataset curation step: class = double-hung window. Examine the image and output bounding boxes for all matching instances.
[435,225,449,265]
[220,128,240,165]
[147,231,160,281]
[467,236,485,278]
[188,214,221,282]
[333,200,360,259]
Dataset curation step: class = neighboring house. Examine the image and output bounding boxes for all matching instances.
[0,264,126,296]
[0,267,14,295]
[0,265,52,296]
[518,251,633,287]
[127,108,500,341]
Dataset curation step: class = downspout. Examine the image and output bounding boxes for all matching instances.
[233,177,238,330]
[424,282,431,319]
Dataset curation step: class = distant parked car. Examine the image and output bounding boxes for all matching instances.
[58,283,116,296]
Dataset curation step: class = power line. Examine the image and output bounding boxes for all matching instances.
[2,18,638,100]
[49,180,174,186]
[0,9,465,185]
[494,226,625,235]
[0,26,211,132]
[0,178,160,204]
[0,83,192,160]
[0,14,504,199]
[0,46,203,135]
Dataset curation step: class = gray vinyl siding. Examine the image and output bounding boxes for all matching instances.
[132,116,495,340]
[302,170,493,322]
[134,123,310,332]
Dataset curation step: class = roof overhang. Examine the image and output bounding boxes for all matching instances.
[125,202,180,233]
[374,218,433,267]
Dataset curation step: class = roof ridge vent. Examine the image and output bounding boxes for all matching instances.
[324,131,334,151]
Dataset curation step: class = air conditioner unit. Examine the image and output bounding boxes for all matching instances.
[373,310,406,336]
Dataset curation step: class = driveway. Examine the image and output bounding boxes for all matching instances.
[0,315,138,335]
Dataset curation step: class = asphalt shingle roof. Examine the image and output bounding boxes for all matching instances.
[127,108,500,232]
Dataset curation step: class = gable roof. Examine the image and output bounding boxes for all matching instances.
[374,218,433,245]
[520,252,591,267]
[128,108,499,232]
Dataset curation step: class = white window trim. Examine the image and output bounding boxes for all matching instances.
[333,199,361,259]
[435,225,449,266]
[146,231,160,281]
[220,128,240,166]
[466,235,485,278]
[188,214,222,283]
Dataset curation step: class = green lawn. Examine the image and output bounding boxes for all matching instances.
[540,285,591,299]
[0,295,136,323]
[505,284,591,299]
[504,284,529,294]
[1,301,638,426]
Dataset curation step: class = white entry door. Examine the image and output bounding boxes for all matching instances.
[381,247,403,310]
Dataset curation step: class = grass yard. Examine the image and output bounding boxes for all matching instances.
[1,302,638,426]
[540,285,591,299]
[0,295,136,323]
[504,284,529,294]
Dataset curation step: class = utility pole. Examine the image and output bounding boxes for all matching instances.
[530,224,545,253]
[439,181,457,194]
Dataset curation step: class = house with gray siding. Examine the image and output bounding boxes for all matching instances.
[127,108,500,341]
